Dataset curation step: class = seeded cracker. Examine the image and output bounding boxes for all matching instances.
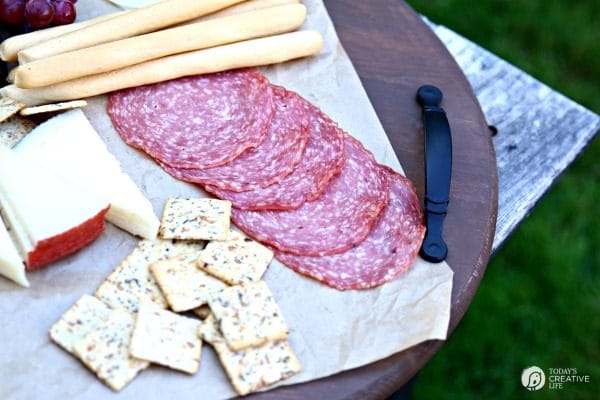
[95,238,204,313]
[130,300,202,374]
[150,254,227,312]
[73,309,149,392]
[0,115,35,148]
[0,97,24,123]
[198,229,273,285]
[199,314,301,396]
[208,281,289,351]
[49,295,112,354]
[159,198,231,240]
[19,100,88,116]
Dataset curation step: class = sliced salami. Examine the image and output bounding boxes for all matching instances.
[108,69,273,169]
[206,96,345,210]
[275,168,425,290]
[231,135,390,256]
[159,86,309,191]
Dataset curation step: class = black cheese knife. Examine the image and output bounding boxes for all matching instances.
[416,85,452,263]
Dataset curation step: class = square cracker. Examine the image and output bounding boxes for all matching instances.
[130,300,202,374]
[200,314,301,396]
[150,255,227,312]
[198,230,273,285]
[208,281,288,351]
[0,115,35,148]
[73,309,149,392]
[0,97,24,123]
[19,100,87,116]
[159,198,231,241]
[49,294,112,354]
[95,238,204,313]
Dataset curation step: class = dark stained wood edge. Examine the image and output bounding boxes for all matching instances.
[249,1,498,399]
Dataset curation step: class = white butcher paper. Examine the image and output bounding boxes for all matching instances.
[0,1,453,399]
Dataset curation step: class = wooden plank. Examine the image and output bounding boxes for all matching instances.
[428,22,600,250]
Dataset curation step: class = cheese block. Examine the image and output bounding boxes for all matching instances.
[14,109,159,239]
[0,147,110,269]
[0,216,28,286]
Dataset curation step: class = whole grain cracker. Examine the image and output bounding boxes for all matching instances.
[19,100,88,116]
[95,238,204,313]
[159,198,231,241]
[0,97,25,123]
[150,255,227,312]
[0,115,35,148]
[73,309,149,392]
[130,300,202,374]
[198,229,273,285]
[49,294,112,354]
[208,281,288,351]
[200,314,301,396]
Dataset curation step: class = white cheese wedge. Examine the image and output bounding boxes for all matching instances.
[14,109,159,239]
[0,216,28,287]
[0,147,110,269]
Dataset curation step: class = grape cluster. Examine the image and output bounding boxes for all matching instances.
[0,0,77,31]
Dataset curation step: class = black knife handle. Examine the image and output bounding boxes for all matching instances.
[416,85,452,263]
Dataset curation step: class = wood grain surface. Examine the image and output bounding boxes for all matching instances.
[248,1,498,399]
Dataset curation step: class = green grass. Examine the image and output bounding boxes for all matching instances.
[405,1,600,398]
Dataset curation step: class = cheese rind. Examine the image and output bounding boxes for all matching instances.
[0,216,28,286]
[0,147,110,269]
[14,109,160,239]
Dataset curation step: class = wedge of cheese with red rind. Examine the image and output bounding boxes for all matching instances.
[0,147,110,269]
[0,216,28,286]
[14,109,159,239]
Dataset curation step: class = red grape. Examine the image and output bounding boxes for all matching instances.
[24,0,54,30]
[52,0,74,25]
[0,0,26,26]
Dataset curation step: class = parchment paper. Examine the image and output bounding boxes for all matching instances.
[0,1,453,398]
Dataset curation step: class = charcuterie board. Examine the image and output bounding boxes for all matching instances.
[0,1,496,399]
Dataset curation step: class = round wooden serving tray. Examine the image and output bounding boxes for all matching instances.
[250,1,498,399]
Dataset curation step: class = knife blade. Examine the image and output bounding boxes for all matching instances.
[416,84,452,263]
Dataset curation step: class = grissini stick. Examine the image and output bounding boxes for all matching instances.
[0,0,297,63]
[1,30,323,107]
[17,0,247,63]
[15,4,307,89]
[201,0,299,20]
[0,12,128,62]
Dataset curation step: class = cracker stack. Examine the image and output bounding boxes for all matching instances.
[48,197,301,394]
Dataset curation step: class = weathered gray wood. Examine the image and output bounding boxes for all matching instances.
[427,21,600,251]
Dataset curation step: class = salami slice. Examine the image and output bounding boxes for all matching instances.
[206,96,345,210]
[232,135,390,256]
[275,169,425,290]
[108,69,273,169]
[159,86,309,191]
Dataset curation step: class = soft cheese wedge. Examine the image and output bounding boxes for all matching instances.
[14,109,160,239]
[0,216,28,286]
[0,147,110,269]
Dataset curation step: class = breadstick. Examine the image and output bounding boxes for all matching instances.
[0,11,128,62]
[200,0,300,20]
[17,0,246,63]
[15,4,307,89]
[0,0,295,63]
[1,31,323,107]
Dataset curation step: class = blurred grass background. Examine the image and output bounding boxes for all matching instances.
[405,0,599,398]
